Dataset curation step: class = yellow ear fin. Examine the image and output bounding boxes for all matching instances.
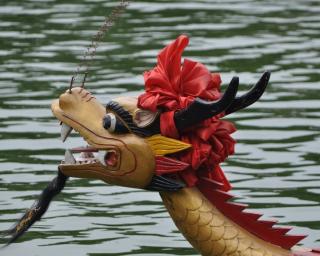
[146,134,191,156]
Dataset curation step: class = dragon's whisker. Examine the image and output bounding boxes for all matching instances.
[80,72,88,89]
[68,76,75,93]
[3,169,68,245]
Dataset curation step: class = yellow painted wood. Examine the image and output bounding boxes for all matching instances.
[146,134,191,156]
[160,187,291,256]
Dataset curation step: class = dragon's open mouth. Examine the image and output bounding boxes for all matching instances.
[59,122,120,168]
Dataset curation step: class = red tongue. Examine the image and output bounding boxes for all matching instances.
[105,151,117,167]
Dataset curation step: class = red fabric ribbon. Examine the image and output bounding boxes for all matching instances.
[138,35,236,191]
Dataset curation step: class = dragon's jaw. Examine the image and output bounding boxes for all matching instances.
[51,87,155,189]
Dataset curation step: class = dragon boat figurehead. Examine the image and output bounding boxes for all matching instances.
[51,54,266,192]
[52,90,155,189]
[51,35,270,192]
[8,35,320,256]
[51,87,192,190]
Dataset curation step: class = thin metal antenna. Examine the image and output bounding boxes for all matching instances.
[69,76,75,93]
[73,1,130,80]
[81,72,88,88]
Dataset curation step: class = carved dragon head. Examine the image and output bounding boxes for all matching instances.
[3,35,270,245]
[51,88,193,190]
[51,69,268,190]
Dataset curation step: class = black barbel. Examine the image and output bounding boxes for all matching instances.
[2,169,68,245]
[145,175,185,192]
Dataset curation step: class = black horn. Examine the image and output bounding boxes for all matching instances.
[224,71,270,115]
[174,76,239,132]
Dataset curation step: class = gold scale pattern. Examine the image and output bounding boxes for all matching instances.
[161,187,290,256]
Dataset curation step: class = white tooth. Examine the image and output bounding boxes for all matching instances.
[61,123,73,142]
[98,151,106,166]
[64,150,76,164]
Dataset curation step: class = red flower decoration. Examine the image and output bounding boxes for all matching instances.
[138,35,236,191]
[138,35,221,111]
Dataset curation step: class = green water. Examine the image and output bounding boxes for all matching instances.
[0,0,319,255]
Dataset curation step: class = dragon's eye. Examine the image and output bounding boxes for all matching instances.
[103,113,116,132]
[103,113,129,133]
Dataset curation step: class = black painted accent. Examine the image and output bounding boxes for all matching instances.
[2,169,68,245]
[145,175,185,192]
[225,71,270,115]
[103,114,112,129]
[106,101,160,137]
[174,77,239,132]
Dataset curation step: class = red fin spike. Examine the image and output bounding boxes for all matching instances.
[292,249,320,256]
[155,156,189,175]
[225,202,248,212]
[201,177,225,190]
[280,235,308,249]
[242,211,263,221]
[272,226,292,236]
[197,176,308,250]
[292,250,320,256]
[199,178,234,201]
[215,190,235,202]
[257,219,278,229]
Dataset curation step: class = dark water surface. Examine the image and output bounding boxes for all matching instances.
[0,0,319,255]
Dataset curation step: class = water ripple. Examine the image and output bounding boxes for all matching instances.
[0,0,319,254]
